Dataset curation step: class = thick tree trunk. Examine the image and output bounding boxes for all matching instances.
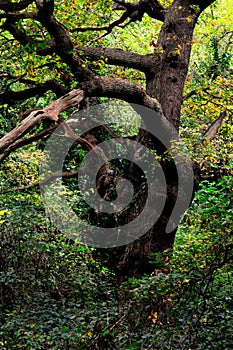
[100,1,202,282]
[146,0,197,129]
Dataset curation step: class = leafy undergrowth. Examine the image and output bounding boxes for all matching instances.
[0,175,232,349]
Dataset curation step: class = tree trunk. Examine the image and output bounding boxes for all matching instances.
[98,0,202,282]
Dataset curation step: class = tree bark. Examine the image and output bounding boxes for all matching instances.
[95,0,204,281]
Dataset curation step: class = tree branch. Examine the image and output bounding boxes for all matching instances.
[113,0,165,22]
[0,76,162,159]
[0,80,69,104]
[78,46,154,74]
[0,0,33,12]
[72,6,135,35]
[0,125,57,163]
[0,169,81,194]
[0,11,37,20]
[0,89,85,153]
[73,0,165,36]
[203,110,227,140]
[1,19,40,47]
[34,3,94,81]
[82,76,162,114]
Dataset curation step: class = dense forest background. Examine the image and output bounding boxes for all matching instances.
[0,0,232,349]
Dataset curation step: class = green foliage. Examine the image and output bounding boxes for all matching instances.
[0,173,232,349]
[190,0,233,81]
[0,189,116,349]
[0,0,233,349]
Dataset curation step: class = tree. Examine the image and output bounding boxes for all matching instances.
[0,0,226,282]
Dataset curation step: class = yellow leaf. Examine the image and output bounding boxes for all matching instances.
[186,16,192,23]
[200,264,206,268]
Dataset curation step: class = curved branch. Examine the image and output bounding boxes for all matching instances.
[35,7,94,80]
[82,76,162,114]
[113,0,165,22]
[0,77,162,158]
[1,19,56,56]
[78,46,155,74]
[1,19,40,46]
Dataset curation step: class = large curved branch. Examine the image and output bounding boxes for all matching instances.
[34,2,94,81]
[113,0,165,22]
[0,76,162,157]
[78,46,155,74]
[82,76,162,113]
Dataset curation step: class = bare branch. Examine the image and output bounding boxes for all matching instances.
[72,8,132,35]
[0,89,85,153]
[203,110,227,140]
[73,0,165,36]
[0,75,162,161]
[0,125,57,163]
